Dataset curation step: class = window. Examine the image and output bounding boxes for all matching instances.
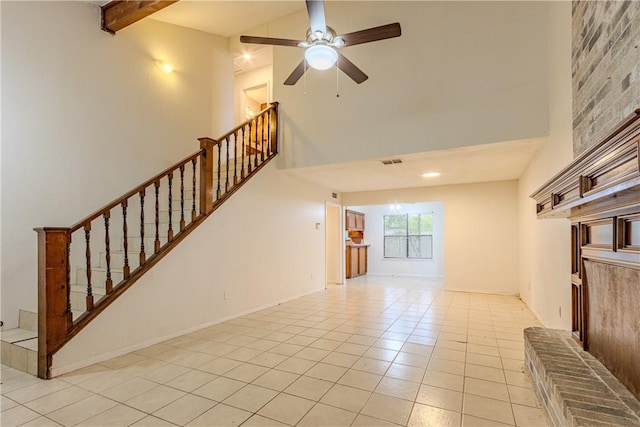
[384,213,433,259]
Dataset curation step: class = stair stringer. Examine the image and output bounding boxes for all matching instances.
[51,160,328,376]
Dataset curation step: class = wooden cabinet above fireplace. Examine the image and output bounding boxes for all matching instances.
[531,109,640,400]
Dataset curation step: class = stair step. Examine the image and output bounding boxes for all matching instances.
[14,337,38,351]
[117,236,169,253]
[70,285,106,312]
[75,267,124,286]
[0,329,37,376]
[19,309,38,333]
[0,327,37,344]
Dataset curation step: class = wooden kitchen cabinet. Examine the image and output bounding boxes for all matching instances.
[346,244,368,278]
[346,210,365,231]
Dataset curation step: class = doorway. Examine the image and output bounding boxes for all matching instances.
[325,202,342,285]
[242,83,269,120]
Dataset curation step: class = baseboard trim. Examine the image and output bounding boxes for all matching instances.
[51,286,325,377]
[365,273,444,278]
[445,287,519,296]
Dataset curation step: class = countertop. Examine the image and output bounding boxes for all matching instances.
[346,242,370,247]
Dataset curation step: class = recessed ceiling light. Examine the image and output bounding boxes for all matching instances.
[243,53,251,60]
[422,172,441,178]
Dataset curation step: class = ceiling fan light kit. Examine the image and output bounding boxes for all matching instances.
[304,45,338,70]
[240,0,401,86]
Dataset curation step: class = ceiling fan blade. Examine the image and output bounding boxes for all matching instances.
[284,60,307,85]
[337,22,401,47]
[337,53,368,84]
[306,0,327,34]
[240,35,303,47]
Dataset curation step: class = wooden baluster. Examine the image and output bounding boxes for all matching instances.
[154,180,160,253]
[104,211,113,294]
[179,165,186,231]
[261,113,266,162]
[191,158,197,221]
[217,139,222,198]
[266,109,272,156]
[270,102,279,154]
[253,118,259,169]
[167,172,174,240]
[225,137,230,192]
[241,126,246,178]
[257,114,261,163]
[233,132,238,185]
[35,227,72,379]
[66,236,72,317]
[198,138,215,214]
[121,200,130,279]
[247,121,253,173]
[253,116,260,169]
[139,189,146,265]
[84,224,94,311]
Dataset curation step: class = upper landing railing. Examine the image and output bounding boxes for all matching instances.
[34,102,279,379]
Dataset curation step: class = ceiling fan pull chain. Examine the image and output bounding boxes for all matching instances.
[304,61,307,96]
[336,58,340,98]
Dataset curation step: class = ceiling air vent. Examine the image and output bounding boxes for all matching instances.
[381,159,403,165]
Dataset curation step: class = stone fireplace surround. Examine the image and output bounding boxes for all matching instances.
[525,327,640,426]
[531,109,640,425]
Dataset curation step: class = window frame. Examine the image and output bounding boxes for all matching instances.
[383,213,434,259]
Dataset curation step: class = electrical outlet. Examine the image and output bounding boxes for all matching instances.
[224,290,229,300]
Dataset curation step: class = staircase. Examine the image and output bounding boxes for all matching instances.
[0,310,38,375]
[0,103,279,379]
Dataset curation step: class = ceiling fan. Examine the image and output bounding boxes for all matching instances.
[240,0,401,85]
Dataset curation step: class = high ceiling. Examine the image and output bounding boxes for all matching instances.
[149,1,545,193]
[151,1,304,38]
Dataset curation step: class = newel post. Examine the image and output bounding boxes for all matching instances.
[270,102,279,154]
[198,137,216,215]
[34,227,72,379]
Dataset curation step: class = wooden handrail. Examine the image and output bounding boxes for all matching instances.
[35,102,279,379]
[217,103,278,143]
[69,151,202,232]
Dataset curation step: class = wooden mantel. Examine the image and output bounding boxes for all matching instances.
[532,109,640,218]
[531,109,640,400]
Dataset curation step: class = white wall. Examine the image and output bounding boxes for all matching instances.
[343,180,519,295]
[54,161,331,374]
[1,2,233,328]
[517,1,573,329]
[263,1,549,168]
[325,202,342,285]
[347,203,445,278]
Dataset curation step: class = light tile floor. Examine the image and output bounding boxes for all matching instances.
[1,276,548,426]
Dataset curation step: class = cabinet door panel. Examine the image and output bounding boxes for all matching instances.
[346,211,357,229]
[358,247,367,274]
[355,213,365,231]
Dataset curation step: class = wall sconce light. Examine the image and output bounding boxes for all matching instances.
[389,204,402,211]
[156,61,174,73]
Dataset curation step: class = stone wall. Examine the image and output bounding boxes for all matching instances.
[572,1,639,156]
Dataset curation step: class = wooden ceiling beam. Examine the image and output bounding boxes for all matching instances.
[101,1,179,34]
